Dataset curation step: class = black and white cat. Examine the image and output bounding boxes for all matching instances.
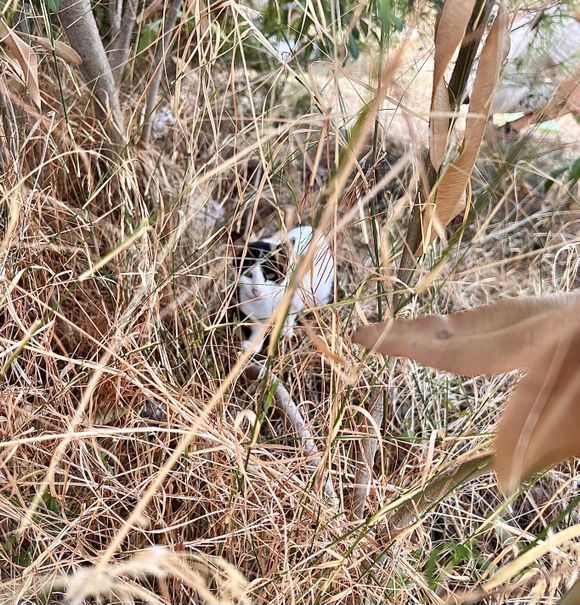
[233,226,334,353]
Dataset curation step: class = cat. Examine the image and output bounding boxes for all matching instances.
[233,226,334,353]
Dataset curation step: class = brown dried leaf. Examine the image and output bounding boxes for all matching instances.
[0,19,41,110]
[353,293,579,375]
[557,579,580,605]
[536,68,580,121]
[423,7,509,249]
[429,0,477,170]
[352,292,580,491]
[30,34,82,65]
[496,333,580,493]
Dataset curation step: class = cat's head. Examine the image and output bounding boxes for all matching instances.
[233,239,289,283]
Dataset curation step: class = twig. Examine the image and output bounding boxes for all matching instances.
[13,0,31,36]
[0,84,18,166]
[109,0,139,85]
[352,386,384,519]
[384,452,493,540]
[243,362,336,501]
[140,0,182,146]
[107,0,121,45]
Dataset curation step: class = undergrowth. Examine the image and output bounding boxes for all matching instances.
[0,1,578,603]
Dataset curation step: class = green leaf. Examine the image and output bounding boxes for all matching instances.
[137,19,162,54]
[44,0,60,12]
[544,157,580,192]
[347,31,360,59]
[569,157,580,182]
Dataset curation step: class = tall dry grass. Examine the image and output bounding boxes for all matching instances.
[0,1,578,603]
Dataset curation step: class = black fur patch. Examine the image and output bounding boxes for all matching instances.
[233,240,288,283]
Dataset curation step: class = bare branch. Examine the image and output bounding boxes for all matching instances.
[384,453,493,540]
[108,0,139,85]
[107,0,121,44]
[140,0,182,146]
[244,363,336,500]
[352,386,384,519]
[13,0,31,36]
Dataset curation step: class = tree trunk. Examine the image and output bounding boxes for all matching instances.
[58,0,125,145]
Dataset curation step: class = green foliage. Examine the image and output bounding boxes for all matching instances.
[259,0,413,65]
[544,157,580,193]
[137,18,163,54]
[30,0,59,13]
[424,539,488,589]
[43,0,59,12]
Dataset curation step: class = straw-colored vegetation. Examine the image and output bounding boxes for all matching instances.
[0,0,578,603]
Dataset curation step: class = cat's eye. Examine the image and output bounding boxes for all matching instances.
[262,264,283,281]
[263,249,288,282]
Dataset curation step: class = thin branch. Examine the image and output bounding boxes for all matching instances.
[244,363,336,501]
[13,0,31,36]
[140,0,182,146]
[352,386,384,519]
[108,0,139,85]
[107,0,121,45]
[0,84,18,167]
[384,452,493,540]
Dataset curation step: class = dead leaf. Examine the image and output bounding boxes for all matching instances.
[0,19,41,110]
[495,332,579,493]
[557,579,580,605]
[352,292,580,492]
[429,0,477,171]
[423,7,509,249]
[536,68,580,121]
[30,34,82,65]
[353,293,579,374]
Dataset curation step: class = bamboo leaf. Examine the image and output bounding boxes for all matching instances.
[496,333,580,493]
[535,67,580,123]
[30,34,82,65]
[423,6,509,249]
[353,292,580,492]
[353,293,579,375]
[0,19,41,110]
[429,0,477,170]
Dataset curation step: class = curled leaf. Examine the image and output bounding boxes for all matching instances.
[30,34,82,65]
[0,19,41,110]
[353,292,580,492]
[423,7,510,250]
[429,0,477,170]
[496,332,579,493]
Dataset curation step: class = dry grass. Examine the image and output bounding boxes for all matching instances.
[0,1,579,604]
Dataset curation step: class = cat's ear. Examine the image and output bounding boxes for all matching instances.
[270,243,290,278]
[229,230,245,246]
[228,231,246,269]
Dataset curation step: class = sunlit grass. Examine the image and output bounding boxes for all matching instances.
[0,1,578,603]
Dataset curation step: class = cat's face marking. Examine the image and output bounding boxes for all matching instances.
[234,241,289,285]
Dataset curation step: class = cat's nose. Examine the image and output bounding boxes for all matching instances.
[251,287,260,298]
